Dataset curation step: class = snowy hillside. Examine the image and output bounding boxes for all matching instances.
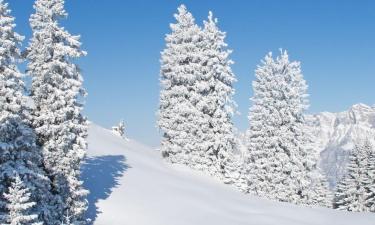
[308,104,375,188]
[82,123,375,225]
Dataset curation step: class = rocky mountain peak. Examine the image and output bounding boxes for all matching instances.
[308,103,375,188]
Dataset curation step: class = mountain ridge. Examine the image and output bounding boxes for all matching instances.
[307,103,375,188]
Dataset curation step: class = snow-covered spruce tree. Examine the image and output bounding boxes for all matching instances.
[0,0,53,223]
[0,0,26,120]
[198,12,246,188]
[2,176,42,225]
[245,50,321,204]
[27,0,88,223]
[334,139,374,212]
[158,5,205,167]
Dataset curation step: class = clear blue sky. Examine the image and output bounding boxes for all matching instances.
[9,0,375,146]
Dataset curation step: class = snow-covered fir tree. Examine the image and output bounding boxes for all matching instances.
[365,141,375,212]
[0,0,53,223]
[27,0,88,223]
[2,176,42,225]
[0,0,26,119]
[158,6,246,188]
[245,50,322,205]
[335,139,375,212]
[199,11,246,187]
[112,120,126,138]
[158,5,205,167]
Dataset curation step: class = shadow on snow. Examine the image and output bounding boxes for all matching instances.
[81,155,129,224]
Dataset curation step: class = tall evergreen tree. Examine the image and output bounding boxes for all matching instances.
[199,12,245,186]
[0,0,53,222]
[2,176,42,225]
[158,5,205,166]
[158,6,246,188]
[27,0,88,223]
[245,51,319,204]
[335,139,374,212]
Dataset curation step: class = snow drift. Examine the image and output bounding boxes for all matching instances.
[82,123,375,225]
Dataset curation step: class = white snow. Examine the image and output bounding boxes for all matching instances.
[83,123,375,225]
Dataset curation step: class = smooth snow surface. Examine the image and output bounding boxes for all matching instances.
[83,123,375,225]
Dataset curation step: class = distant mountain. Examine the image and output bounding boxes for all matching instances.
[307,104,375,188]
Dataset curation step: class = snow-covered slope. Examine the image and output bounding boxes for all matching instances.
[82,123,375,225]
[307,104,375,188]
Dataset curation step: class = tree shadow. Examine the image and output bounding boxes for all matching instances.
[81,155,129,224]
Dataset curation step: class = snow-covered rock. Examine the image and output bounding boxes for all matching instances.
[83,123,375,225]
[307,104,375,188]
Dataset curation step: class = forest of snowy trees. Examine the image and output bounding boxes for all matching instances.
[0,1,374,224]
[0,0,87,224]
[157,4,375,212]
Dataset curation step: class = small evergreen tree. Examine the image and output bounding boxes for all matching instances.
[335,139,375,212]
[112,120,126,138]
[27,0,88,223]
[60,210,73,225]
[2,176,42,225]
